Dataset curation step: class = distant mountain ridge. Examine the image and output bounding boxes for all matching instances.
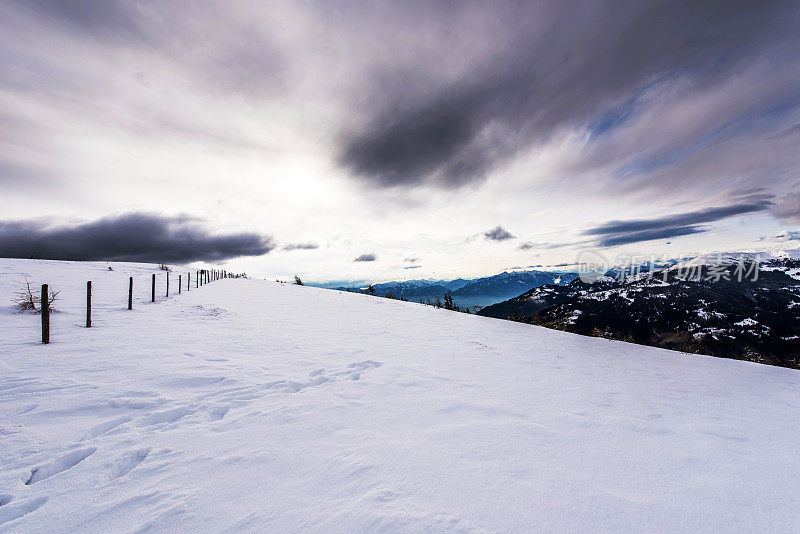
[317,269,577,309]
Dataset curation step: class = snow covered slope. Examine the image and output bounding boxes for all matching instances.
[1,259,800,532]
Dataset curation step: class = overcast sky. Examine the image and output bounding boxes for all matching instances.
[1,0,799,282]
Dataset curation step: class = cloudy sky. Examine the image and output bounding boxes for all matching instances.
[1,0,799,282]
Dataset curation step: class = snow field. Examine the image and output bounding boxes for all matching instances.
[1,259,800,532]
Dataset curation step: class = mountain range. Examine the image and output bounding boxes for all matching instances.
[321,270,577,309]
[479,257,800,368]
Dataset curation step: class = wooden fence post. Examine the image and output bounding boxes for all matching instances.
[179,274,182,294]
[196,271,199,288]
[166,272,169,297]
[128,277,133,310]
[151,274,156,302]
[187,273,190,292]
[86,281,92,328]
[41,284,50,344]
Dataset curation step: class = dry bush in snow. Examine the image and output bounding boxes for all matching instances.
[13,278,60,314]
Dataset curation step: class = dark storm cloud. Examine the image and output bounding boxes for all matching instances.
[484,226,515,241]
[283,242,319,251]
[354,253,377,262]
[0,213,274,262]
[595,225,704,247]
[339,0,797,188]
[587,201,772,236]
[587,199,772,247]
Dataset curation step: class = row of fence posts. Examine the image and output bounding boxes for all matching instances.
[41,268,231,344]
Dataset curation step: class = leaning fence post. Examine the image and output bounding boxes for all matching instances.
[151,274,156,302]
[128,277,133,310]
[86,281,92,328]
[41,284,50,344]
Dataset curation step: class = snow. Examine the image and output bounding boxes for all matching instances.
[2,258,800,532]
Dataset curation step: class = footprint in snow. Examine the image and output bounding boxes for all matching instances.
[347,360,382,371]
[25,447,96,485]
[204,405,230,421]
[107,448,150,481]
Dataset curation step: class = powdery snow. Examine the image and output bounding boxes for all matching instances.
[2,258,800,532]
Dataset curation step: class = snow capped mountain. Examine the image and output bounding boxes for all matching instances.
[480,258,800,368]
[3,259,800,531]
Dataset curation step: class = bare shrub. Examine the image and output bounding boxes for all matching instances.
[294,275,304,286]
[158,263,171,271]
[13,278,60,314]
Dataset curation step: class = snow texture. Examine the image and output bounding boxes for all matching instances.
[1,259,800,532]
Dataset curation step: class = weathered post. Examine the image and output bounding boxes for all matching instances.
[128,277,133,310]
[166,272,169,297]
[187,273,190,292]
[86,281,92,328]
[41,284,50,344]
[151,274,156,302]
[196,271,199,288]
[179,274,182,294]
